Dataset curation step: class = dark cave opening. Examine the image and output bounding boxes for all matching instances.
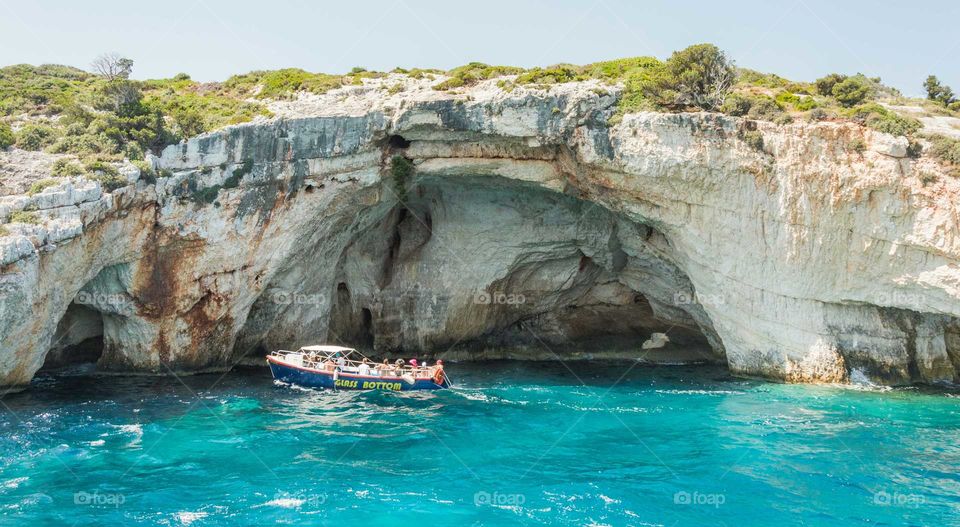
[41,302,105,371]
[360,308,375,349]
[388,134,411,149]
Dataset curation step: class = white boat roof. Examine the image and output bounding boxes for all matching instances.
[300,345,356,352]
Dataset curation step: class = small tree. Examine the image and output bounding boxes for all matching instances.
[924,75,956,105]
[640,43,736,111]
[91,54,142,114]
[832,77,870,107]
[815,73,847,96]
[91,53,134,81]
[172,107,206,138]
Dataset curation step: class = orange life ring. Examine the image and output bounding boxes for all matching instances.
[432,369,445,385]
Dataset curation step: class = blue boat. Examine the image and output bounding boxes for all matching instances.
[267,345,451,391]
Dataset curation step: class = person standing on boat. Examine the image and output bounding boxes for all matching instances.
[358,360,371,376]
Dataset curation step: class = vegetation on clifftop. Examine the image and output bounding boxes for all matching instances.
[1,45,958,191]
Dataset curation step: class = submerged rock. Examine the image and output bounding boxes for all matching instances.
[1,78,959,390]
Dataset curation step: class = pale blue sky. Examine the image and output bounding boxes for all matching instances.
[1,0,957,97]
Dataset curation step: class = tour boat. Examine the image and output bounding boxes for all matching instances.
[266,345,451,391]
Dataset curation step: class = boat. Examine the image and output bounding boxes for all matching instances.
[266,345,451,391]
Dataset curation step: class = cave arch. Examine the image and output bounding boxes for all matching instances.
[239,170,724,365]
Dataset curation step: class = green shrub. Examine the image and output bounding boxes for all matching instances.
[739,129,764,151]
[85,160,126,191]
[849,138,866,154]
[15,123,58,150]
[927,135,960,166]
[0,121,13,148]
[9,210,40,224]
[808,108,828,121]
[773,113,794,125]
[0,225,8,236]
[434,63,524,90]
[719,93,752,116]
[774,91,800,106]
[232,159,254,178]
[832,77,870,107]
[171,107,205,138]
[390,155,414,200]
[132,159,156,184]
[815,73,846,96]
[633,44,736,111]
[223,68,343,99]
[515,64,584,85]
[746,96,783,120]
[191,185,221,204]
[28,178,61,195]
[739,68,791,89]
[793,97,818,111]
[847,103,921,136]
[865,112,921,136]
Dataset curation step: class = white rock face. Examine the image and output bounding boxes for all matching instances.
[1,79,959,391]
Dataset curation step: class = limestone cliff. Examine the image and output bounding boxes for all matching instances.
[2,76,959,391]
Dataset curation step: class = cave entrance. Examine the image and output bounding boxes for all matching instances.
[360,308,375,348]
[234,170,724,368]
[41,302,105,371]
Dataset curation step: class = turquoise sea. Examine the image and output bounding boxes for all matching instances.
[1,361,959,526]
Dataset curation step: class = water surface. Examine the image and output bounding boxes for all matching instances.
[1,362,959,525]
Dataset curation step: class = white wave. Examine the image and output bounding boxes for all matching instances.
[174,511,208,525]
[599,494,620,505]
[1,477,28,490]
[261,498,305,508]
[843,369,893,392]
[654,389,741,395]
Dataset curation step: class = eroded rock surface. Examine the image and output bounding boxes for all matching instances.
[2,78,959,391]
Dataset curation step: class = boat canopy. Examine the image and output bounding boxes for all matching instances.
[300,345,356,353]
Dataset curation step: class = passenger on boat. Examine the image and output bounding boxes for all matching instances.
[358,359,371,376]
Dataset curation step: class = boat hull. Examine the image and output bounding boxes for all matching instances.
[267,357,449,391]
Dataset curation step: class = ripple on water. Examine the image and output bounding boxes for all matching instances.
[1,363,959,525]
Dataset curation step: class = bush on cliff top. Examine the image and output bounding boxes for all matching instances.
[0,121,13,149]
[614,44,736,118]
[223,68,343,99]
[927,135,960,176]
[433,63,525,90]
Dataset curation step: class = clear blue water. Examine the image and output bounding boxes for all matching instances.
[2,361,960,526]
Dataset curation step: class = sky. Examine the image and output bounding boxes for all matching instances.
[1,0,957,97]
